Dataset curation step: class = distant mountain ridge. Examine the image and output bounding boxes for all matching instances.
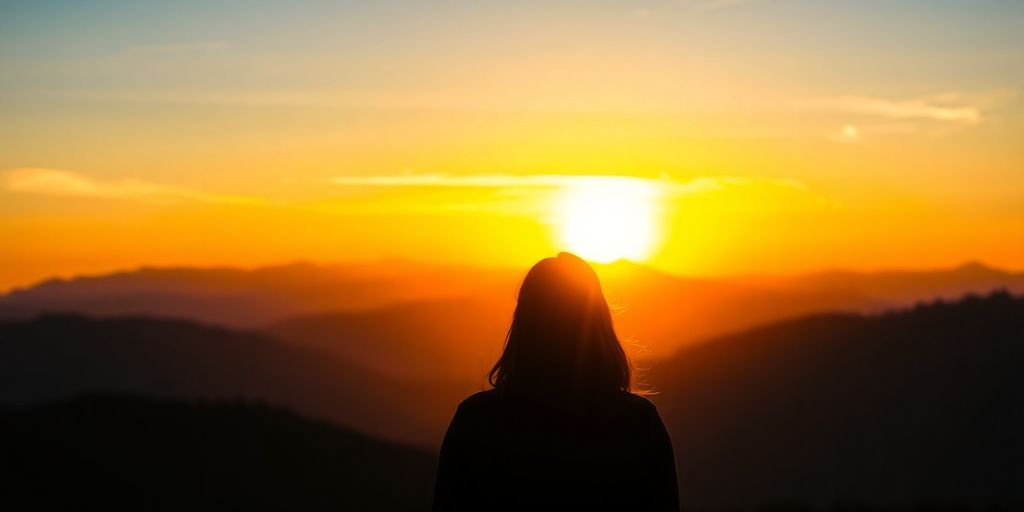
[4,260,1022,380]
[749,260,1024,306]
[266,295,510,380]
[0,260,520,327]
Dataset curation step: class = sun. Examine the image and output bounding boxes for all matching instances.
[558,177,660,263]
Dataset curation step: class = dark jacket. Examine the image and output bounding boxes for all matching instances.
[432,389,679,511]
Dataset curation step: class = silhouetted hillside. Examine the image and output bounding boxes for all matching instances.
[3,261,1022,365]
[0,394,435,511]
[263,261,1024,383]
[760,261,1024,306]
[4,289,1022,509]
[0,314,470,448]
[650,291,1024,510]
[266,296,510,380]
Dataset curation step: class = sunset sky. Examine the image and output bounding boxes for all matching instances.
[2,0,1022,291]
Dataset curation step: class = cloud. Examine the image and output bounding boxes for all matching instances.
[330,173,806,196]
[812,96,979,124]
[830,124,861,143]
[3,168,813,218]
[797,89,1017,126]
[2,168,263,205]
[317,173,819,219]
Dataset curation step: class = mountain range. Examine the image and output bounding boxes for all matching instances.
[2,260,1021,382]
[2,290,1022,508]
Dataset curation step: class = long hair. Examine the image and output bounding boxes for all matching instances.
[488,252,633,395]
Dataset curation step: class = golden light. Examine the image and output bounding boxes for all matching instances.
[558,177,660,263]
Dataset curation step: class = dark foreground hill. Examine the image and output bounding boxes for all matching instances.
[650,291,1024,510]
[0,314,471,448]
[0,394,436,511]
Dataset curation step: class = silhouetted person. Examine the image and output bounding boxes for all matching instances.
[433,252,679,511]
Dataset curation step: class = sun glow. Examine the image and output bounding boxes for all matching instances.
[558,177,661,263]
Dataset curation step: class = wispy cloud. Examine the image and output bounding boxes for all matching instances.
[797,89,1017,126]
[1,168,812,215]
[330,173,806,196]
[320,172,817,219]
[3,168,263,205]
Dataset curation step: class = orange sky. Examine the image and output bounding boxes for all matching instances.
[1,1,1022,291]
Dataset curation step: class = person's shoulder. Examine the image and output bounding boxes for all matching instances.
[456,389,501,411]
[614,390,660,414]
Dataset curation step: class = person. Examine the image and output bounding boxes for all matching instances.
[432,252,679,511]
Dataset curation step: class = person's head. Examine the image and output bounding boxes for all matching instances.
[488,252,633,396]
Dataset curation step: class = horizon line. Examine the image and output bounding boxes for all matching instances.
[2,258,1019,296]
